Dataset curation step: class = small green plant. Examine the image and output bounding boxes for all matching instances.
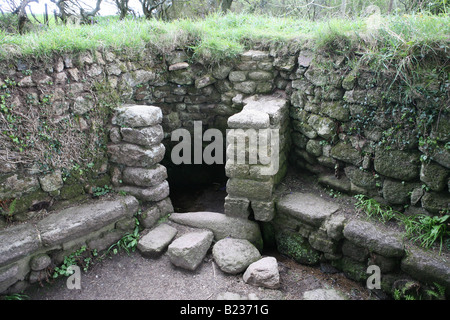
[400,214,450,254]
[92,185,113,197]
[1,293,29,300]
[106,216,141,255]
[52,245,91,278]
[354,194,398,223]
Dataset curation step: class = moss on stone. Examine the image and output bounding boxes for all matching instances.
[275,231,320,265]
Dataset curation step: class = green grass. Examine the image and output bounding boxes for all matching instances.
[0,12,449,63]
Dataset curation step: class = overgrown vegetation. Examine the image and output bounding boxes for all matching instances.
[354,194,450,254]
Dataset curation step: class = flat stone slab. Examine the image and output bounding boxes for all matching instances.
[343,220,404,258]
[401,247,450,292]
[169,211,262,251]
[37,195,139,247]
[242,94,288,126]
[137,224,178,257]
[0,223,40,267]
[276,192,340,227]
[243,256,280,289]
[167,230,214,271]
[212,238,261,274]
[227,109,270,129]
[302,288,346,300]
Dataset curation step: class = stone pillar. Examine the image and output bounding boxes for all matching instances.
[224,93,290,222]
[108,104,173,229]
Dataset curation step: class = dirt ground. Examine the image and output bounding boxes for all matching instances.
[22,169,379,301]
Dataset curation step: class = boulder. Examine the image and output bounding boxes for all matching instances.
[167,230,213,271]
[243,256,280,289]
[212,238,261,274]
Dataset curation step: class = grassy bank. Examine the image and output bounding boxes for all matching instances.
[0,12,449,63]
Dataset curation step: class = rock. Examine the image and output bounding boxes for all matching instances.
[120,125,164,147]
[323,214,346,240]
[212,65,232,80]
[400,247,450,292]
[30,254,51,271]
[344,166,377,190]
[374,148,420,181]
[36,195,138,247]
[420,162,448,191]
[38,170,63,192]
[112,104,163,128]
[72,96,93,115]
[309,230,338,253]
[226,179,273,201]
[343,219,404,258]
[251,200,275,222]
[277,192,340,227]
[234,81,257,94]
[0,174,39,199]
[212,238,261,274]
[224,196,251,219]
[195,74,216,89]
[167,230,214,271]
[307,114,336,140]
[116,180,169,202]
[229,71,247,82]
[243,257,280,289]
[169,211,263,250]
[302,288,346,300]
[169,68,194,85]
[122,164,168,187]
[421,192,450,214]
[0,224,40,267]
[137,224,178,257]
[107,143,165,168]
[306,139,322,157]
[331,142,362,166]
[382,179,419,205]
[227,110,270,129]
[168,62,189,71]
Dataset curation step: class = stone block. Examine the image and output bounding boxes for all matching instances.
[167,230,214,271]
[111,104,163,128]
[137,224,178,257]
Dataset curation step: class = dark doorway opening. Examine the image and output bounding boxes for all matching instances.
[164,161,227,213]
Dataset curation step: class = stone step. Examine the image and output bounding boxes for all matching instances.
[168,211,263,251]
[167,230,214,271]
[137,223,178,257]
[276,192,340,227]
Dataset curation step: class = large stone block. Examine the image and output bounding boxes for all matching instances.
[374,148,420,181]
[120,125,164,147]
[343,219,404,258]
[276,192,340,227]
[0,224,40,267]
[167,230,214,271]
[111,104,162,128]
[37,195,138,247]
[122,164,167,187]
[226,178,273,200]
[116,180,169,202]
[108,143,165,168]
[137,224,178,257]
[169,211,262,250]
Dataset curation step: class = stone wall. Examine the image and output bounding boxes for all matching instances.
[0,43,448,297]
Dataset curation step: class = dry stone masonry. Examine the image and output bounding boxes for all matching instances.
[0,45,448,298]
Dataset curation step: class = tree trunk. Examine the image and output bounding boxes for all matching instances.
[221,0,233,12]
